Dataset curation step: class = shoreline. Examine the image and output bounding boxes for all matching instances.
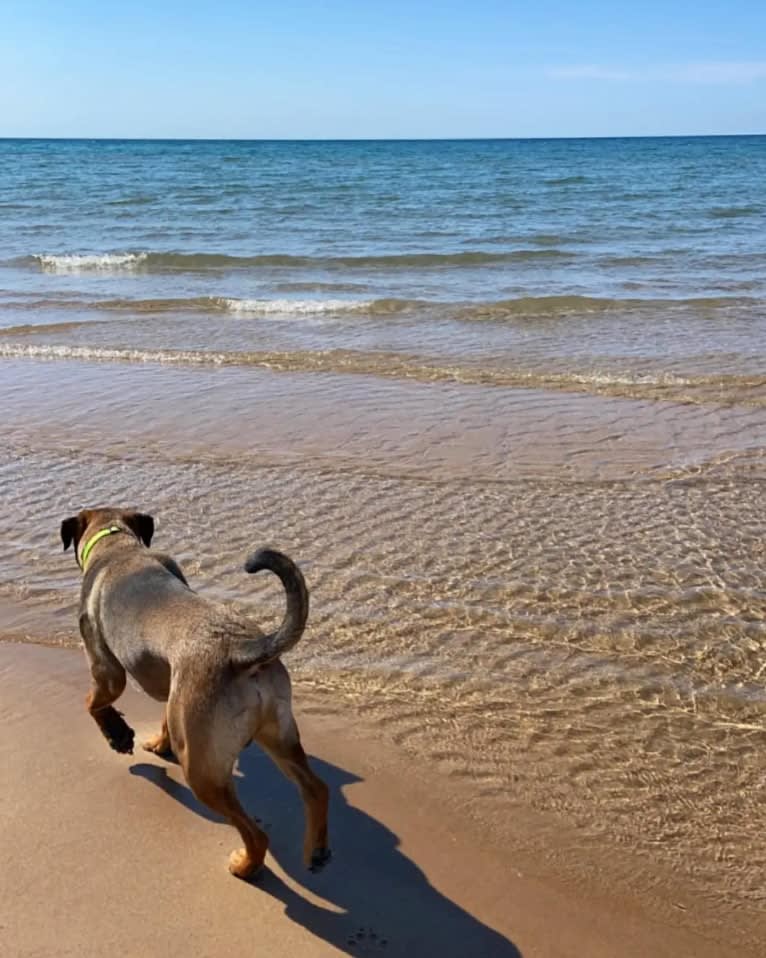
[2,640,762,957]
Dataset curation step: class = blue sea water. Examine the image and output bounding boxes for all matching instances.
[0,136,765,404]
[1,136,765,403]
[2,136,766,298]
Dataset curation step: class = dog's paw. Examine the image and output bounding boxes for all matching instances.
[109,727,135,754]
[228,848,262,880]
[142,737,173,758]
[346,927,389,952]
[309,847,332,873]
[100,708,135,754]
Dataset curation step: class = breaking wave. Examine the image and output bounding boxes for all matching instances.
[18,248,572,273]
[0,291,756,322]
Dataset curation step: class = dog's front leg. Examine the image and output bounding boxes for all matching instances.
[80,615,135,754]
[86,671,134,755]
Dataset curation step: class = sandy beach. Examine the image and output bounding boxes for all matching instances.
[1,641,756,958]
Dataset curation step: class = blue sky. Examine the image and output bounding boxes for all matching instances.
[1,1,765,138]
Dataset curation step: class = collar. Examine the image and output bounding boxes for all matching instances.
[79,526,125,570]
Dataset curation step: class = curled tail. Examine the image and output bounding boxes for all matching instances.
[233,548,309,669]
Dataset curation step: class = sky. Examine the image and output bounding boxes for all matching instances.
[1,1,765,138]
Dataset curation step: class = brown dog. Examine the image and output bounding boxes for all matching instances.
[60,506,330,878]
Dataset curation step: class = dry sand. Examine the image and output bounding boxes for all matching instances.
[0,642,749,958]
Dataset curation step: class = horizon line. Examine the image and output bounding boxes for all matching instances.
[0,133,764,143]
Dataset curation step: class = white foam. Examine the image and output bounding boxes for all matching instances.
[217,297,372,316]
[35,252,148,272]
[0,343,211,364]
[566,371,693,387]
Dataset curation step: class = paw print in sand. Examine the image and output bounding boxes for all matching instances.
[346,927,388,953]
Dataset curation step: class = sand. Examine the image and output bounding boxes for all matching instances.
[0,642,751,958]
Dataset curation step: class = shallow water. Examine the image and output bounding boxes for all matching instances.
[1,137,765,927]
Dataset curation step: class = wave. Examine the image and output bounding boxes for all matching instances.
[545,175,588,186]
[600,255,661,268]
[216,297,412,316]
[709,206,762,219]
[31,252,149,271]
[0,294,422,317]
[455,294,754,319]
[17,247,572,273]
[0,320,89,336]
[1,342,763,406]
[98,295,407,316]
[0,293,760,332]
[272,281,374,293]
[105,195,157,207]
[466,232,576,248]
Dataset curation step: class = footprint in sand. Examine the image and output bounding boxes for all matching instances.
[346,926,388,952]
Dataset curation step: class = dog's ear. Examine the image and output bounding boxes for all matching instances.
[60,514,86,552]
[123,511,155,547]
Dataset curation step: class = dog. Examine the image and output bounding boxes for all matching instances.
[60,506,330,878]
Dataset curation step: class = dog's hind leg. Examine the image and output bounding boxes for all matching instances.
[191,775,269,879]
[169,700,269,879]
[183,764,269,879]
[80,616,134,754]
[254,715,331,871]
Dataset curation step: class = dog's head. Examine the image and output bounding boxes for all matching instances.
[60,507,155,566]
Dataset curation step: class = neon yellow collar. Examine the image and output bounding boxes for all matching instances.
[80,526,123,570]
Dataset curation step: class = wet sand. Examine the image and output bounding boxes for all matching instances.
[0,642,752,958]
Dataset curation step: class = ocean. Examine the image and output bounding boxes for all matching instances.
[1,137,765,937]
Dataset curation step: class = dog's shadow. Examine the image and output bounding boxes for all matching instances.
[131,746,521,957]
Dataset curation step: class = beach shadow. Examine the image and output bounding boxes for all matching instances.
[131,746,521,957]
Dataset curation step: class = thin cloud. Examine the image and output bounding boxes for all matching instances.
[548,65,636,82]
[548,62,766,84]
[670,61,766,83]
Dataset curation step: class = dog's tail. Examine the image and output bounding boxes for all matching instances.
[233,548,309,669]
